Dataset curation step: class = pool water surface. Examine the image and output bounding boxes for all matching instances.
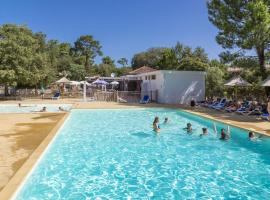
[14,109,270,199]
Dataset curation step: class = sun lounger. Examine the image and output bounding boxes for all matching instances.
[214,99,227,110]
[51,92,60,100]
[140,95,150,104]
[260,111,269,120]
[236,102,251,114]
[211,98,226,109]
[118,97,127,103]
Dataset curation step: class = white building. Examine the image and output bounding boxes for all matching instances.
[123,68,206,104]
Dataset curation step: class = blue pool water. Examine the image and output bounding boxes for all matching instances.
[0,104,72,113]
[15,109,270,199]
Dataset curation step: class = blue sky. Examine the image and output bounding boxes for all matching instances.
[0,0,223,65]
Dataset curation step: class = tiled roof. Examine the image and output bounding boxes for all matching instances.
[128,66,157,75]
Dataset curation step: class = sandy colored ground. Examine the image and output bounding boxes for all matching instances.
[0,113,65,192]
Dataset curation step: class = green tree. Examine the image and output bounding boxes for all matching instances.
[0,24,50,93]
[117,57,128,67]
[208,0,270,77]
[68,64,86,81]
[206,60,226,98]
[102,56,115,66]
[73,35,103,71]
[131,48,167,69]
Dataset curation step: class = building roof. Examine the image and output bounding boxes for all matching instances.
[128,66,157,75]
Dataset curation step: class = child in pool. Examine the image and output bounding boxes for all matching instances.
[220,128,230,140]
[153,117,160,133]
[200,127,208,137]
[248,131,257,140]
[183,123,192,133]
[164,117,168,124]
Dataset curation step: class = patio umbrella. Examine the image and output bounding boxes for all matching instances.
[55,77,71,94]
[92,79,109,85]
[80,81,90,86]
[69,81,80,86]
[224,76,251,99]
[110,81,119,85]
[55,77,71,84]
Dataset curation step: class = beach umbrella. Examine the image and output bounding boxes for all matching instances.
[224,76,251,99]
[69,81,80,86]
[92,79,109,85]
[55,77,71,84]
[80,81,90,86]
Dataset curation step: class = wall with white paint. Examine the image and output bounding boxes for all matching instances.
[138,70,205,104]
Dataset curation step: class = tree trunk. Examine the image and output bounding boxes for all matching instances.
[256,47,266,78]
[85,55,90,71]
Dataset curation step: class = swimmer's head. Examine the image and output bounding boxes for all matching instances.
[202,127,207,134]
[154,116,159,123]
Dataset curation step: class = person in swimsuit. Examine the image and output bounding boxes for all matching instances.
[39,106,47,112]
[184,123,192,133]
[200,127,208,137]
[268,97,270,121]
[59,106,65,111]
[248,131,256,140]
[164,117,168,124]
[220,128,230,140]
[153,117,160,133]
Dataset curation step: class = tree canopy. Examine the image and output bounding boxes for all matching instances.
[208,0,270,77]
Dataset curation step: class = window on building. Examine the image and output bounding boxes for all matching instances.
[151,75,156,80]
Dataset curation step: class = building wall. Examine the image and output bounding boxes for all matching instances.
[139,71,164,102]
[139,70,205,104]
[161,71,205,104]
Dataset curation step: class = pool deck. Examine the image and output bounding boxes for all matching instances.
[0,99,269,199]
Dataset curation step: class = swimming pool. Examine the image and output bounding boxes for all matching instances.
[14,108,270,199]
[0,104,72,113]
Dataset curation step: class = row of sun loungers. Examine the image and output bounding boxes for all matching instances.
[199,98,269,120]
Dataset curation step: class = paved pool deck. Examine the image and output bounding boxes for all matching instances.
[0,99,269,199]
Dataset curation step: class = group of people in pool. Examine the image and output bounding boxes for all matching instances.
[18,103,66,112]
[153,116,258,140]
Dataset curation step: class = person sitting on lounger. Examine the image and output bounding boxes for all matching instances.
[220,128,230,140]
[200,127,208,137]
[183,123,192,133]
[153,117,160,133]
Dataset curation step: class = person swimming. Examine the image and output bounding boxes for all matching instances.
[164,117,168,124]
[59,106,65,111]
[153,117,160,133]
[200,127,208,137]
[248,131,256,140]
[183,123,192,133]
[39,106,47,112]
[220,128,230,140]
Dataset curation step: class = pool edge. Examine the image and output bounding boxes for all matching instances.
[0,112,70,200]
